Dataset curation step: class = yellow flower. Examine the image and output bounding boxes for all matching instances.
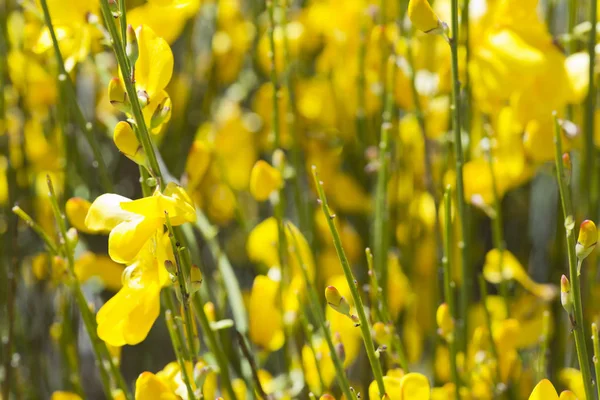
[408,0,442,33]
[249,160,283,201]
[249,274,285,351]
[113,121,146,166]
[85,183,195,264]
[134,372,177,400]
[128,0,201,44]
[96,231,173,346]
[483,249,557,301]
[576,219,597,261]
[368,372,431,400]
[559,368,585,399]
[436,303,454,341]
[326,275,361,367]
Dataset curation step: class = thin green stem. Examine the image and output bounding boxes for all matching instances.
[553,114,594,400]
[592,323,600,400]
[584,0,597,218]
[12,206,59,255]
[45,177,132,400]
[312,167,386,397]
[192,293,238,400]
[165,310,196,399]
[118,0,127,47]
[236,331,271,399]
[448,0,470,354]
[373,55,395,298]
[164,213,198,365]
[39,0,113,192]
[442,187,461,399]
[478,275,502,391]
[365,248,409,371]
[286,224,354,399]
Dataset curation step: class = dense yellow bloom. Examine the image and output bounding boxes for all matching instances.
[85,183,195,264]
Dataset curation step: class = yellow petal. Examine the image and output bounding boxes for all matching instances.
[559,391,578,400]
[50,392,82,400]
[529,379,559,400]
[85,194,135,233]
[249,275,284,351]
[408,0,440,32]
[108,216,162,264]
[114,121,145,165]
[400,373,431,399]
[249,160,282,201]
[66,197,93,234]
[97,284,161,347]
[134,371,177,400]
[75,252,124,291]
[369,375,402,399]
[134,25,174,98]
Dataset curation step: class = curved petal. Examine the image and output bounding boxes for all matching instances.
[108,216,162,264]
[85,193,134,233]
[529,379,559,400]
[135,25,173,97]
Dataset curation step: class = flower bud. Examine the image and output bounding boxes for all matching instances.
[576,220,597,264]
[108,78,130,113]
[113,121,145,165]
[137,89,149,108]
[436,303,454,341]
[150,96,172,129]
[325,286,358,324]
[164,260,177,279]
[126,24,139,66]
[408,0,444,34]
[189,264,203,294]
[249,160,283,202]
[561,275,573,315]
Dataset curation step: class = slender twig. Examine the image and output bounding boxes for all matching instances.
[478,275,502,389]
[442,187,461,399]
[46,176,132,400]
[236,331,271,399]
[373,55,395,297]
[553,114,594,400]
[12,206,59,255]
[584,0,598,218]
[448,0,470,354]
[165,310,196,399]
[312,167,387,397]
[365,248,409,371]
[592,323,600,399]
[286,224,354,399]
[38,0,113,192]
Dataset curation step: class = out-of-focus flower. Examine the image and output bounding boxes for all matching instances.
[528,379,577,400]
[368,372,430,400]
[66,197,93,234]
[408,0,443,33]
[559,369,585,399]
[134,371,178,400]
[128,0,201,45]
[249,274,284,351]
[74,251,124,291]
[483,249,557,301]
[249,160,283,202]
[50,392,82,400]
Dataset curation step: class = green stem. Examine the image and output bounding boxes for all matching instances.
[448,0,470,354]
[373,55,395,298]
[38,0,113,193]
[118,0,127,47]
[478,275,502,391]
[538,310,551,381]
[12,206,59,255]
[592,323,600,399]
[165,310,196,399]
[584,0,597,218]
[235,330,271,399]
[442,187,461,399]
[192,294,238,400]
[365,248,409,371]
[553,114,594,400]
[312,168,387,397]
[286,224,354,399]
[45,177,132,400]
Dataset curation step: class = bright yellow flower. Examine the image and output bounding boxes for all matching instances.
[74,252,124,291]
[85,183,195,264]
[96,231,173,346]
[529,379,578,400]
[65,197,93,234]
[368,372,431,400]
[128,0,201,44]
[113,121,145,166]
[249,274,285,351]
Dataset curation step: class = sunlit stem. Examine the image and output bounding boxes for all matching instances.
[165,310,196,399]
